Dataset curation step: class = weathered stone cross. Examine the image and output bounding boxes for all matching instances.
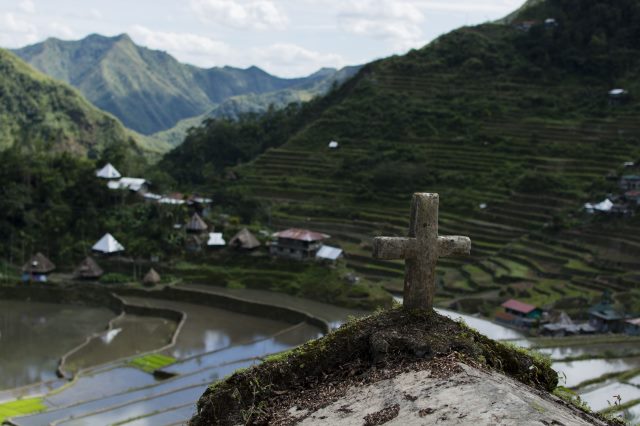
[373,193,471,310]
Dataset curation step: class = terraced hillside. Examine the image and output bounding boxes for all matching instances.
[163,0,640,316]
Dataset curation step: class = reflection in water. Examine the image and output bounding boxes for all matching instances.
[436,308,524,341]
[539,343,640,360]
[554,357,640,388]
[64,315,176,373]
[101,328,122,344]
[16,324,319,426]
[623,403,640,425]
[0,301,114,390]
[203,330,230,353]
[121,297,290,359]
[579,381,640,411]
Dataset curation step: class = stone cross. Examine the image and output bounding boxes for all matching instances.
[372,193,471,310]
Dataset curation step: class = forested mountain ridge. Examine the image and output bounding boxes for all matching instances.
[13,34,358,136]
[0,48,158,158]
[161,0,640,315]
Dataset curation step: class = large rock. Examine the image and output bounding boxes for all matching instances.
[293,362,606,425]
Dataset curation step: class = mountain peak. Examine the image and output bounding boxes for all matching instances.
[113,33,133,43]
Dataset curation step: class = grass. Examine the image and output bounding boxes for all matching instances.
[128,354,177,373]
[172,253,393,311]
[0,398,47,423]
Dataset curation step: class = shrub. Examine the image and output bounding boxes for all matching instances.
[99,273,131,284]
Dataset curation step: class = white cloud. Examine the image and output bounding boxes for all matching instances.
[130,25,233,67]
[190,0,288,30]
[18,0,36,14]
[250,43,345,77]
[0,13,38,47]
[336,0,427,50]
[89,9,102,19]
[48,21,74,39]
[128,27,343,77]
[415,0,523,13]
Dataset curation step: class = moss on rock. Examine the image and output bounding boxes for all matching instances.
[190,307,558,425]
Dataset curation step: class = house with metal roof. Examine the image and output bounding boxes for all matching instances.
[626,318,640,336]
[496,299,543,329]
[588,303,625,333]
[625,190,640,206]
[96,163,121,179]
[620,175,640,191]
[207,232,226,248]
[316,245,344,263]
[270,228,330,260]
[609,88,629,105]
[92,233,125,254]
[107,178,148,193]
[21,253,56,283]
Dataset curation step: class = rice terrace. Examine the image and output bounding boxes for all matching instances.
[1,0,640,425]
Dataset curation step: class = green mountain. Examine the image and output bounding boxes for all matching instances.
[13,34,355,136]
[162,0,640,315]
[152,65,360,146]
[0,48,161,158]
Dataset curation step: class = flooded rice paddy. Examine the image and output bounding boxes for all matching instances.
[120,297,294,358]
[0,301,114,390]
[2,289,640,424]
[63,314,177,373]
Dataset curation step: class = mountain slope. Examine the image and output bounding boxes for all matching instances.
[13,34,351,135]
[152,65,361,146]
[0,48,159,157]
[162,0,640,315]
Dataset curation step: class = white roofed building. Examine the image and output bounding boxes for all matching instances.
[328,141,339,149]
[92,233,125,254]
[96,163,121,179]
[107,178,148,193]
[207,232,226,247]
[316,245,343,262]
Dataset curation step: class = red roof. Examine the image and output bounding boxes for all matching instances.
[273,228,330,242]
[501,299,538,314]
[626,190,640,198]
[495,311,516,322]
[627,318,640,326]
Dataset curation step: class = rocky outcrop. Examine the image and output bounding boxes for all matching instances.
[189,308,612,425]
[292,362,607,425]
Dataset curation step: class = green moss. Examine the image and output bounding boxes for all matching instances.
[191,308,558,425]
[0,398,47,423]
[128,354,176,373]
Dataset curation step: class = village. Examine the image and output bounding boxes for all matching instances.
[15,160,640,341]
[584,161,640,216]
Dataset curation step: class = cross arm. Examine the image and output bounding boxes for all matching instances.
[372,235,471,260]
[372,237,416,260]
[438,236,471,257]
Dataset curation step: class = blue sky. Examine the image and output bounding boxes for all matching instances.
[0,0,525,77]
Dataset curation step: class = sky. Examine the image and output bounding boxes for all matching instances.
[0,0,525,77]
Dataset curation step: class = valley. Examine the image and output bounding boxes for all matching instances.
[1,0,640,424]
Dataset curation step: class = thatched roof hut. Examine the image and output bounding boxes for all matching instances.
[73,256,104,279]
[229,228,260,250]
[185,234,203,252]
[143,268,161,285]
[22,253,56,274]
[186,213,208,233]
